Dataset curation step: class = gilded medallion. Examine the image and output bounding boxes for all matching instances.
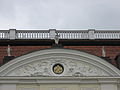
[53,64,64,74]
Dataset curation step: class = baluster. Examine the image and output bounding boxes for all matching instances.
[30,32,32,39]
[74,32,76,39]
[40,32,42,39]
[96,32,98,39]
[1,32,3,38]
[98,32,100,39]
[3,33,5,39]
[119,32,120,39]
[25,32,26,39]
[39,32,41,39]
[31,32,33,39]
[37,32,39,39]
[67,32,69,39]
[76,32,78,39]
[44,32,46,39]
[19,32,21,38]
[41,32,42,39]
[33,32,34,39]
[21,32,22,39]
[1,33,2,38]
[22,32,23,39]
[39,33,41,39]
[64,32,66,39]
[42,32,44,39]
[4,32,6,39]
[113,32,115,39]
[62,32,64,39]
[117,33,119,39]
[70,32,72,39]
[26,32,28,39]
[2,32,3,38]
[108,33,109,39]
[35,32,36,39]
[99,32,101,39]
[100,32,102,39]
[45,32,47,39]
[39,32,40,39]
[65,32,69,39]
[40,32,41,39]
[33,32,35,39]
[30,32,31,39]
[36,32,38,39]
[19,32,20,38]
[43,32,44,39]
[27,32,29,39]
[34,32,36,39]
[72,32,74,39]
[79,32,81,39]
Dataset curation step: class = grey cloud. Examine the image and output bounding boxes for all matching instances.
[0,0,120,30]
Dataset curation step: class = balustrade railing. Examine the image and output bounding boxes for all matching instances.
[0,30,9,39]
[57,30,89,39]
[95,31,120,39]
[0,29,120,40]
[16,30,49,39]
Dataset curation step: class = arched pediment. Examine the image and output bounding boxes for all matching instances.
[0,49,120,77]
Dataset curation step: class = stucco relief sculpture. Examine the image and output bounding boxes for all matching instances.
[8,58,109,76]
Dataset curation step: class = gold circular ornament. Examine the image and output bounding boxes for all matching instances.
[53,64,64,74]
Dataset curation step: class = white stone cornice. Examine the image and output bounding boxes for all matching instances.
[0,77,119,84]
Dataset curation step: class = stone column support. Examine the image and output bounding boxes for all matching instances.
[9,29,16,40]
[88,29,95,39]
[49,29,56,39]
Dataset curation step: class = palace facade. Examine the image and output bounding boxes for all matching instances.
[0,29,120,90]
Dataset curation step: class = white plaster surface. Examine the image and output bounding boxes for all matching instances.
[101,84,117,90]
[0,84,16,90]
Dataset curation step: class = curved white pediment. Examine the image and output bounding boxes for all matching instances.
[0,48,120,76]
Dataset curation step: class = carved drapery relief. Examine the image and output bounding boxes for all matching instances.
[8,58,109,76]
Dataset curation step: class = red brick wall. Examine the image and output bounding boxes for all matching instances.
[0,46,51,64]
[64,46,120,59]
[64,46,102,56]
[64,46,120,66]
[0,46,120,66]
[0,46,8,64]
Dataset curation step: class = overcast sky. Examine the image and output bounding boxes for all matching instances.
[0,0,120,30]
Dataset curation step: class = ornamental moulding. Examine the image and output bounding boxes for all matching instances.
[0,49,120,77]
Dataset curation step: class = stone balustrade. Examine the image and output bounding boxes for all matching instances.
[0,29,120,40]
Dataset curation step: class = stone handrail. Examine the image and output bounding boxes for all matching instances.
[0,29,120,40]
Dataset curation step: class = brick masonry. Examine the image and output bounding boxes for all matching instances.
[0,46,120,67]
